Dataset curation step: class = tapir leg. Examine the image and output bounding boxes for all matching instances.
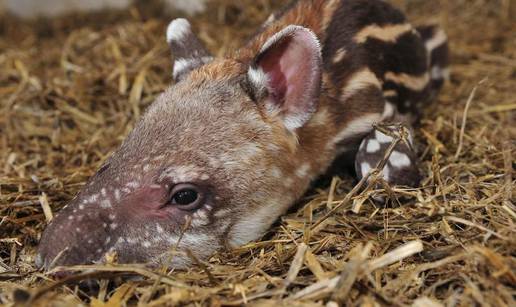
[354,124,421,190]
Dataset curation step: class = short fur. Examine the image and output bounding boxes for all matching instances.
[37,0,448,270]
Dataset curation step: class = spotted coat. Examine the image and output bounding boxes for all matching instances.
[37,0,448,270]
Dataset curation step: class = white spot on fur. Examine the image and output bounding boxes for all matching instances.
[341,68,382,101]
[191,210,209,227]
[425,28,447,52]
[78,204,85,210]
[382,165,391,180]
[431,66,450,81]
[361,162,372,177]
[101,188,107,197]
[383,90,397,98]
[296,163,310,178]
[389,151,411,168]
[332,48,347,64]
[115,237,124,246]
[172,56,212,80]
[331,113,382,146]
[284,177,294,187]
[126,181,139,189]
[161,165,203,182]
[156,224,164,234]
[284,113,309,131]
[153,154,165,162]
[375,130,393,143]
[110,223,118,230]
[114,189,121,202]
[382,102,395,120]
[100,199,112,209]
[359,139,367,150]
[354,23,413,44]
[196,210,208,220]
[88,194,99,203]
[264,13,276,26]
[367,139,381,153]
[236,143,263,163]
[270,167,282,178]
[197,174,208,181]
[108,214,116,220]
[208,157,222,168]
[214,208,232,219]
[166,18,191,44]
[309,107,330,127]
[166,235,180,245]
[247,66,268,89]
[385,71,429,91]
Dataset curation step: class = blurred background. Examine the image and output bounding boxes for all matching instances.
[0,0,207,17]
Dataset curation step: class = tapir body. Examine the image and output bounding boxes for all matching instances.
[37,0,448,270]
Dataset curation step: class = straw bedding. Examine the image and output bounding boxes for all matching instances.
[0,0,515,305]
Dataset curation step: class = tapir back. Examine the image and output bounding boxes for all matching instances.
[238,0,448,170]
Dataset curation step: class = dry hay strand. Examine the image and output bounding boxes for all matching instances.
[1,0,515,306]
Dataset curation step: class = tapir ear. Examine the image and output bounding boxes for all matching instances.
[167,18,213,82]
[248,26,322,131]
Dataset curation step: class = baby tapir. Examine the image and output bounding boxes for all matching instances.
[36,0,448,270]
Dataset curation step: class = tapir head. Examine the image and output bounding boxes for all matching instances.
[36,19,323,270]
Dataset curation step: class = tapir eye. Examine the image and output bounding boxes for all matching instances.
[169,183,204,210]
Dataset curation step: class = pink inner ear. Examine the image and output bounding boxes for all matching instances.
[256,28,322,129]
[258,39,290,103]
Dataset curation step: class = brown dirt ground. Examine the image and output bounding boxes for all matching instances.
[0,0,515,306]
